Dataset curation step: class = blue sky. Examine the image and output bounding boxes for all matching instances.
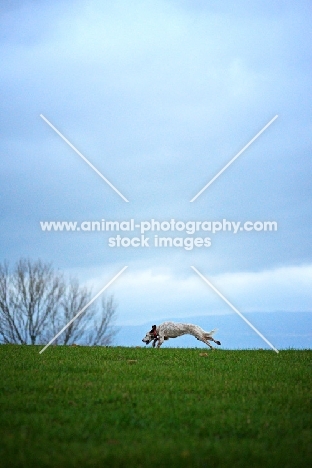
[0,0,311,348]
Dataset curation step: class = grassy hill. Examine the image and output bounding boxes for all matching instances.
[0,345,311,467]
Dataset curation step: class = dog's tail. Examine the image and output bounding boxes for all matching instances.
[204,328,217,338]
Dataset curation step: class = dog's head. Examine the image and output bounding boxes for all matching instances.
[142,332,154,345]
[142,325,157,345]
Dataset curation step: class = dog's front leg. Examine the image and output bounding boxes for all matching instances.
[157,335,165,348]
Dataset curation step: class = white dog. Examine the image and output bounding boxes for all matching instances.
[142,322,221,349]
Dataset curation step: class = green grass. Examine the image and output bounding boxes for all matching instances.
[0,345,311,468]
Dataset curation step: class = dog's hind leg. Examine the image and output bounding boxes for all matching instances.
[207,337,221,346]
[195,334,214,349]
[204,340,215,350]
[204,334,221,346]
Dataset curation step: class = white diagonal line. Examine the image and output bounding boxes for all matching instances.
[40,114,129,202]
[191,266,279,353]
[39,266,128,354]
[190,115,278,202]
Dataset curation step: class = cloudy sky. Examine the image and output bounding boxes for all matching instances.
[1,0,311,348]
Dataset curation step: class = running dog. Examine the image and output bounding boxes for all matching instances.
[142,322,221,349]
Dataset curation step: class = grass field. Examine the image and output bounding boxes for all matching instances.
[0,345,311,467]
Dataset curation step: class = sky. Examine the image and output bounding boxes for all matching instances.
[0,0,311,349]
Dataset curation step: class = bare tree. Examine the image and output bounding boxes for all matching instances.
[0,262,23,344]
[0,259,64,344]
[54,278,93,345]
[85,296,119,346]
[0,259,118,346]
[52,281,118,346]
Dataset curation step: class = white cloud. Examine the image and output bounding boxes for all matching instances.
[213,264,312,312]
[80,263,312,325]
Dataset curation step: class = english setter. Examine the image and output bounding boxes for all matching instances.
[142,321,221,349]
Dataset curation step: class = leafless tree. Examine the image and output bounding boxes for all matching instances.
[0,259,118,346]
[53,278,93,345]
[0,259,64,344]
[85,295,119,346]
[55,280,118,346]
